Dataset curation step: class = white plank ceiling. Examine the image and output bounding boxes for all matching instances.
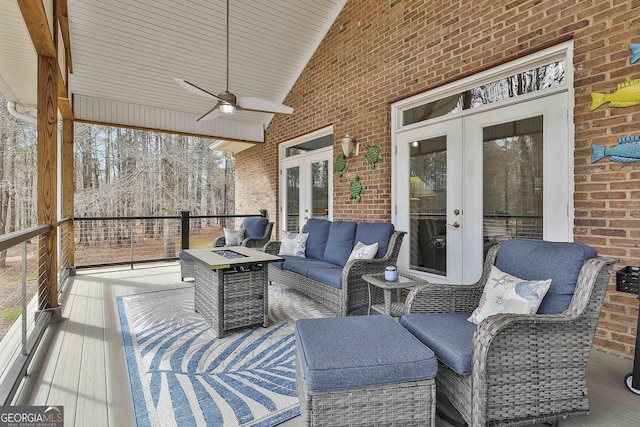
[0,0,347,149]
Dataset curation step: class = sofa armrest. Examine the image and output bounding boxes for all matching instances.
[339,231,406,314]
[213,236,225,247]
[263,240,281,255]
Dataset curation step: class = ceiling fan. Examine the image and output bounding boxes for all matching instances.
[175,0,293,121]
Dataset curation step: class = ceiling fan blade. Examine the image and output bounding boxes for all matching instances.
[237,97,293,115]
[196,105,222,121]
[174,78,221,100]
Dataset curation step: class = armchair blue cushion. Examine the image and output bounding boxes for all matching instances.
[241,217,270,238]
[495,239,597,314]
[354,222,395,258]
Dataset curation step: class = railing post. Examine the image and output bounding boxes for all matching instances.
[180,210,190,250]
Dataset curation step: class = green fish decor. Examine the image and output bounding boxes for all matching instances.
[363,143,383,169]
[590,79,640,111]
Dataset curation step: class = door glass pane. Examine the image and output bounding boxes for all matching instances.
[286,166,300,232]
[311,160,329,220]
[410,137,447,275]
[483,116,543,250]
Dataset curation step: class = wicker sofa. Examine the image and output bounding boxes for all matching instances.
[399,239,617,427]
[264,218,405,316]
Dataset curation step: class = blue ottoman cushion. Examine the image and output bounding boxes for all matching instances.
[400,313,476,376]
[179,251,192,261]
[295,315,437,392]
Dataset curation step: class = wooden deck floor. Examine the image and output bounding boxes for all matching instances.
[11,263,640,427]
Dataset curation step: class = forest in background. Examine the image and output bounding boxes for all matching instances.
[0,93,235,239]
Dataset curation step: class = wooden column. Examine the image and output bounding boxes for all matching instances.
[61,118,74,267]
[37,54,59,310]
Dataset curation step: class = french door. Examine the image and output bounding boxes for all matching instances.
[280,148,332,234]
[395,93,569,284]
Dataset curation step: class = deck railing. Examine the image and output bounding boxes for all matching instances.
[73,210,267,269]
[0,210,267,404]
[0,223,63,405]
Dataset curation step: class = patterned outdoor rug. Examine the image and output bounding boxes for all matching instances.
[118,283,332,427]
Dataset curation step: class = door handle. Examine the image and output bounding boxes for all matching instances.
[447,222,460,229]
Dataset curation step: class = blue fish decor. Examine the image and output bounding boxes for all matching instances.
[591,136,640,163]
[630,43,640,64]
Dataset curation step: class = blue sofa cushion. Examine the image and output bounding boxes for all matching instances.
[241,217,269,238]
[495,239,597,314]
[178,251,192,261]
[323,221,357,266]
[303,218,332,260]
[400,313,476,376]
[295,315,437,392]
[354,222,395,258]
[307,267,343,289]
[282,258,337,277]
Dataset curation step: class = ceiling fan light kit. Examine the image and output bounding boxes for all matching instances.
[174,0,293,121]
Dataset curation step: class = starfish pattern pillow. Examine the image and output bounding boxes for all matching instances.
[278,231,309,257]
[347,241,379,262]
[468,265,552,325]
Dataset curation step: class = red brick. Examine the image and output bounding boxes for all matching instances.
[236,0,640,358]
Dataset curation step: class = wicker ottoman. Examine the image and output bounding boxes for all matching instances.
[295,315,437,427]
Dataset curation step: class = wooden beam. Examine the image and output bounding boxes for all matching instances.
[74,117,266,144]
[57,0,73,73]
[61,118,75,267]
[17,0,57,58]
[37,54,58,310]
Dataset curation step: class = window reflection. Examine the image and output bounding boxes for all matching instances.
[403,60,565,126]
[410,137,447,275]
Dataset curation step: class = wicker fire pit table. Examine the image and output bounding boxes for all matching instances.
[183,246,283,338]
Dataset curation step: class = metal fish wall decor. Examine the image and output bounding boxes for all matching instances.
[630,43,640,64]
[591,135,640,163]
[590,79,640,111]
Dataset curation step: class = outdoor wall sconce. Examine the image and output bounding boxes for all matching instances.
[341,134,359,157]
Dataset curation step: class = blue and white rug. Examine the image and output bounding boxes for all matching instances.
[118,284,332,427]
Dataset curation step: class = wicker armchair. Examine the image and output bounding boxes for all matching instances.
[401,240,617,427]
[213,217,274,249]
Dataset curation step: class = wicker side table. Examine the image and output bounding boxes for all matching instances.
[362,273,425,317]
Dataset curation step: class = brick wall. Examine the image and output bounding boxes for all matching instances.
[235,0,640,358]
